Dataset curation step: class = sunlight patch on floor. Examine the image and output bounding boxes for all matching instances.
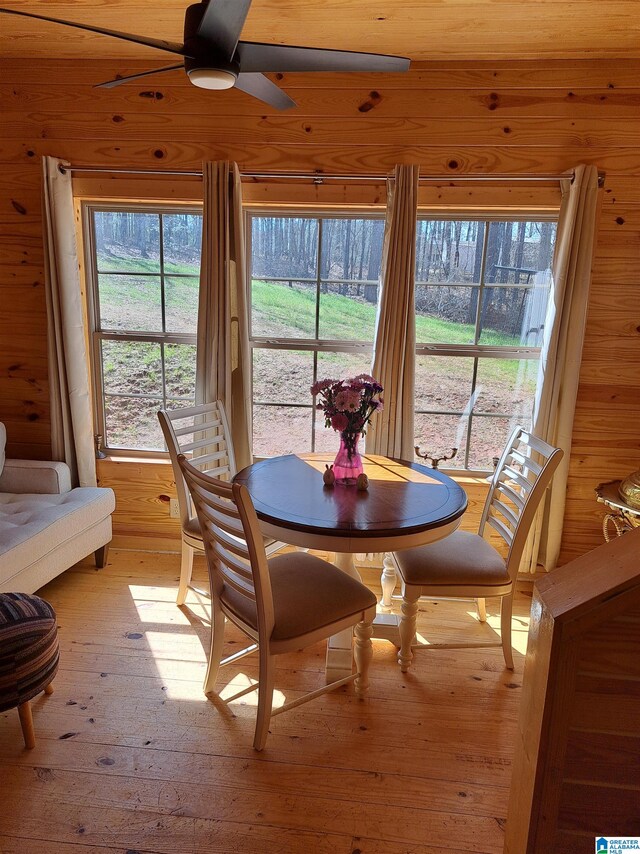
[143,630,207,697]
[410,607,530,657]
[217,672,286,709]
[127,584,182,603]
[128,584,211,625]
[466,608,531,656]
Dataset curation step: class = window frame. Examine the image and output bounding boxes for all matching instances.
[82,201,202,457]
[414,210,558,472]
[245,207,385,455]
[246,206,558,472]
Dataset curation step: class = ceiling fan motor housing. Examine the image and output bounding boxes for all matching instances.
[184,2,240,86]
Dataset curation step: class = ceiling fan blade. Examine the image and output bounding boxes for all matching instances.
[236,42,410,73]
[0,7,189,56]
[197,0,252,59]
[234,72,296,110]
[95,65,185,89]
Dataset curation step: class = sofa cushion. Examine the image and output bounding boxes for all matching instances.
[0,423,5,478]
[0,488,115,583]
[0,459,71,495]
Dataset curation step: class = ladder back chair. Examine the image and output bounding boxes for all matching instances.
[178,454,377,751]
[158,401,284,605]
[391,427,563,673]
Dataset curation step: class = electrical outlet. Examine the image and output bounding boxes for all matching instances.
[169,498,180,519]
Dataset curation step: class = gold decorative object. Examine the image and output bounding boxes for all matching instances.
[414,445,458,469]
[619,469,640,510]
[595,480,640,541]
[94,434,107,460]
[322,464,336,487]
[356,473,369,491]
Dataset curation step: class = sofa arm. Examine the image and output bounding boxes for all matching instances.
[0,459,72,494]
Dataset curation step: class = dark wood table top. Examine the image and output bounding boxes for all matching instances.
[234,453,467,542]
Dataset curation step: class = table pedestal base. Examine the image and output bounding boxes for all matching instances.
[326,552,400,683]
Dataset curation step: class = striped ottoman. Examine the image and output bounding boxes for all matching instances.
[0,592,59,749]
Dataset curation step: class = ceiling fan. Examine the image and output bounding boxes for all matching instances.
[0,1,410,109]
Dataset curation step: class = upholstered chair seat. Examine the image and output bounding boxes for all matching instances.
[393,530,510,588]
[223,551,377,643]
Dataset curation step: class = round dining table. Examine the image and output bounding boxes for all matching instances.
[234,452,467,681]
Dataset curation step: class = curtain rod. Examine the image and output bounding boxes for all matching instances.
[59,164,606,187]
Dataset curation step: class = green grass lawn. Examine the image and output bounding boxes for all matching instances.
[96,253,522,349]
[97,251,200,277]
[250,279,532,389]
[96,253,535,406]
[251,278,521,348]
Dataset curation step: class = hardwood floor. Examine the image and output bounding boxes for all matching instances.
[0,550,534,853]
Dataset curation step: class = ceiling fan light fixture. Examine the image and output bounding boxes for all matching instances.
[187,67,236,89]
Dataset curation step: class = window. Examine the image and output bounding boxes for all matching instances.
[84,200,556,469]
[247,212,384,457]
[414,218,557,470]
[84,205,202,453]
[247,211,557,469]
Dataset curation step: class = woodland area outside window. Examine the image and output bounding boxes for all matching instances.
[247,211,557,470]
[84,205,202,453]
[414,217,557,470]
[246,212,384,457]
[83,204,557,468]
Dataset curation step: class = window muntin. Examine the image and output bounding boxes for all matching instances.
[247,212,383,458]
[414,218,557,470]
[86,206,202,453]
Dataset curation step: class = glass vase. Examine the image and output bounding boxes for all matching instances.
[333,431,363,484]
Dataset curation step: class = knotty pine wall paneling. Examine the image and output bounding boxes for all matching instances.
[1,58,639,561]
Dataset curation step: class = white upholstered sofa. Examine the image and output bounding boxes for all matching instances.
[0,423,115,594]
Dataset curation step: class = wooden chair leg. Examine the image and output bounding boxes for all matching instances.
[176,540,195,606]
[44,683,54,695]
[94,544,109,569]
[203,600,225,696]
[501,593,515,671]
[253,648,275,752]
[18,701,35,750]
[354,619,373,697]
[398,587,420,673]
[477,597,487,622]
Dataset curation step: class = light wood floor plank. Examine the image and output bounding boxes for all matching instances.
[0,736,509,818]
[0,839,139,854]
[0,766,503,852]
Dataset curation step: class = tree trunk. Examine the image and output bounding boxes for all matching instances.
[365,219,384,303]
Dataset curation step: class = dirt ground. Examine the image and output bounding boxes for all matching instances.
[251,348,535,469]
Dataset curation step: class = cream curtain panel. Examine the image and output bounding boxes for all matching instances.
[196,161,252,471]
[525,164,600,572]
[366,164,420,460]
[42,156,96,488]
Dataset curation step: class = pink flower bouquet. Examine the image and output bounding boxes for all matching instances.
[311,374,383,481]
[311,374,384,437]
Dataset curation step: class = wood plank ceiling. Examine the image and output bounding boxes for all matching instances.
[0,0,638,62]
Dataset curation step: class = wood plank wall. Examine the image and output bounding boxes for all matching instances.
[1,58,639,563]
[505,529,640,851]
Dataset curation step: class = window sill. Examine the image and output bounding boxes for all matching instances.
[94,456,491,488]
[97,455,171,465]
